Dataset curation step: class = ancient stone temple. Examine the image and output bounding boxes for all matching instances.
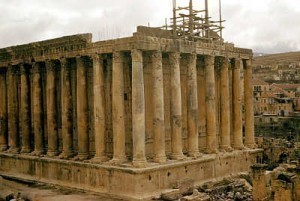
[0,1,261,200]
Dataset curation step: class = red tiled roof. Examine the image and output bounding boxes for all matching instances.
[260,92,277,98]
[252,78,269,85]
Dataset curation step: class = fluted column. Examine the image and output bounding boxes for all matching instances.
[244,59,256,148]
[0,68,8,151]
[131,49,147,167]
[46,60,59,156]
[205,55,217,153]
[92,54,107,162]
[7,66,20,153]
[232,59,244,149]
[220,58,232,151]
[111,52,127,164]
[152,51,167,163]
[169,52,185,160]
[187,53,200,157]
[59,58,74,159]
[32,63,44,155]
[76,56,89,160]
[20,64,31,153]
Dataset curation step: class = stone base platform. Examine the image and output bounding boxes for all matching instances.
[0,149,262,200]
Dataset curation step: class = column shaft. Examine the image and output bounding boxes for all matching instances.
[76,57,89,160]
[169,52,184,160]
[20,64,31,153]
[32,63,44,155]
[0,69,8,151]
[220,58,232,151]
[244,59,256,148]
[60,58,74,158]
[152,51,166,163]
[205,55,217,153]
[132,49,147,167]
[111,52,126,163]
[187,53,200,157]
[92,55,107,162]
[197,62,206,151]
[7,66,19,153]
[46,61,59,156]
[232,59,244,149]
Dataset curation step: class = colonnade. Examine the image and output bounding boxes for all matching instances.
[0,50,256,167]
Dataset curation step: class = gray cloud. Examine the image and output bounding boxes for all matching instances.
[0,0,299,54]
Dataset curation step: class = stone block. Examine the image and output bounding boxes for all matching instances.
[161,189,182,201]
[177,179,194,195]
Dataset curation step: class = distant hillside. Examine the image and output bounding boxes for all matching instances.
[253,51,300,66]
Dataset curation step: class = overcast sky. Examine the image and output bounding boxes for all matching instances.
[0,0,299,54]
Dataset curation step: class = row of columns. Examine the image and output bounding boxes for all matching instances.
[0,50,256,167]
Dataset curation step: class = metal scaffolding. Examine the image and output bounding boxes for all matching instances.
[164,0,225,41]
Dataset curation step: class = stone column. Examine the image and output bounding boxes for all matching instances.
[7,66,20,153]
[220,58,232,151]
[0,68,8,151]
[59,58,74,159]
[205,55,217,153]
[187,53,200,157]
[110,52,127,164]
[244,59,256,148]
[20,64,31,153]
[169,52,185,160]
[46,60,59,156]
[232,59,244,149]
[32,63,44,155]
[152,51,167,163]
[91,54,107,162]
[131,49,147,167]
[197,61,207,151]
[76,56,89,160]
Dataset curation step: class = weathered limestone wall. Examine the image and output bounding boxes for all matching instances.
[0,149,260,200]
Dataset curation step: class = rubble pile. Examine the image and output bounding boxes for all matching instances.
[199,179,253,201]
[156,177,254,201]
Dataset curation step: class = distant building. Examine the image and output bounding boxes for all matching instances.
[252,79,295,116]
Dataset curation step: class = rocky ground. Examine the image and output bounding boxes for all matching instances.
[0,175,253,201]
[0,176,124,201]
